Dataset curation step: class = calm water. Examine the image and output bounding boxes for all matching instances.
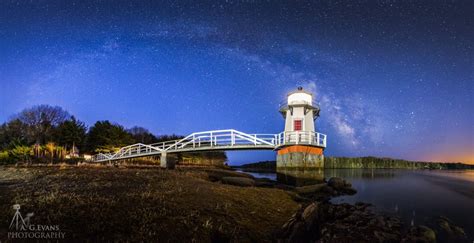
[238,168,474,240]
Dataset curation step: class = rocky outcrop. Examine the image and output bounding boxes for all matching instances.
[279,202,402,242]
[432,216,467,242]
[279,202,469,243]
[293,177,357,201]
[327,177,345,189]
[279,203,320,242]
[205,169,282,188]
[327,177,357,195]
[294,183,326,194]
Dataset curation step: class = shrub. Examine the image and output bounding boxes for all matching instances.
[8,145,32,163]
[0,151,10,164]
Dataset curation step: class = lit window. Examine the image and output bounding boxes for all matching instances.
[294,120,302,131]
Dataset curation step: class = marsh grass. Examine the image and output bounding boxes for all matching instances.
[0,166,298,242]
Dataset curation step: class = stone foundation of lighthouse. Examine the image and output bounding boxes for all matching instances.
[276,145,324,169]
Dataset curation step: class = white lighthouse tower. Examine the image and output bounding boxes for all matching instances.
[280,87,319,134]
[276,87,326,169]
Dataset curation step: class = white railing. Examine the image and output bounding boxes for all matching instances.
[92,129,326,162]
[163,130,275,152]
[275,131,326,147]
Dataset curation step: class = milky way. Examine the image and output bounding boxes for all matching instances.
[0,1,472,164]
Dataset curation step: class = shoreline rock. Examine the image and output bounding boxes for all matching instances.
[292,177,358,200]
[402,225,436,243]
[278,201,404,242]
[221,176,255,187]
[431,216,468,242]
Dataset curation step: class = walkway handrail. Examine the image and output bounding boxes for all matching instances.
[92,129,327,162]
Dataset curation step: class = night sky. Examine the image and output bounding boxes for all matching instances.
[1,1,473,164]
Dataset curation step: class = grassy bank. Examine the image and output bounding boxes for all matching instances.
[0,166,298,241]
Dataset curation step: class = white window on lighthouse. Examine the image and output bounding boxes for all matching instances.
[293,119,302,131]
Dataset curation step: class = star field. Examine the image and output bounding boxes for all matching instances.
[0,1,473,164]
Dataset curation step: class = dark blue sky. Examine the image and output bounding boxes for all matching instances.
[1,1,473,164]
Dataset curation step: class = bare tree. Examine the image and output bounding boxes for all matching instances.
[127,126,158,144]
[15,105,71,144]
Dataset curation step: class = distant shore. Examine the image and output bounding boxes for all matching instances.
[234,157,474,172]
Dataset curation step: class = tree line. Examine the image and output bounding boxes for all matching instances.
[0,104,213,164]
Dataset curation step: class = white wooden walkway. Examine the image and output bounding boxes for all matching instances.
[92,129,326,162]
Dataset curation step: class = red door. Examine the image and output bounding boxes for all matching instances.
[294,119,302,131]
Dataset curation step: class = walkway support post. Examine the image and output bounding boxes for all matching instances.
[160,152,167,168]
[160,151,176,169]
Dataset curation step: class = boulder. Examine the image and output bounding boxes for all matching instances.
[437,217,452,232]
[287,221,307,242]
[343,180,352,187]
[280,213,299,237]
[321,185,335,194]
[343,187,357,195]
[302,203,319,228]
[451,226,466,238]
[402,225,436,243]
[254,178,275,188]
[386,217,401,229]
[327,177,345,190]
[435,216,466,240]
[294,183,326,194]
[220,176,255,187]
[279,203,320,242]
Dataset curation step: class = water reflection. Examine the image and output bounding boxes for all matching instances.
[276,169,324,186]
[323,168,397,180]
[274,168,398,186]
[238,168,474,240]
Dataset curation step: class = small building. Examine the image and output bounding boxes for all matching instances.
[65,145,80,159]
[83,154,93,161]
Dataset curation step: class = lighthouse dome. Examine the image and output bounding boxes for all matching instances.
[287,87,313,106]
